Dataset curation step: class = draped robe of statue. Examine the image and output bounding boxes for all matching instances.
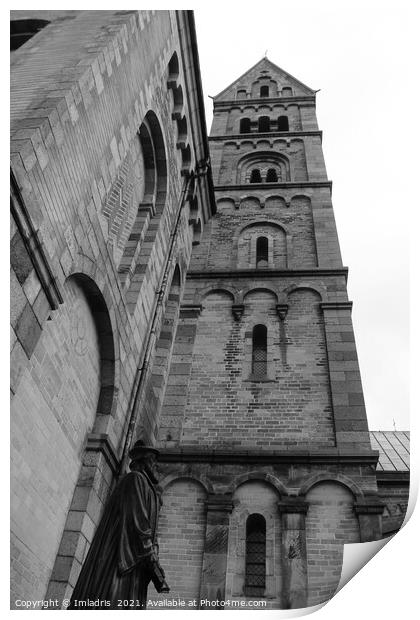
[69,468,159,609]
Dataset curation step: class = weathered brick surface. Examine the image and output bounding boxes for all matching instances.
[224,104,303,134]
[167,288,334,449]
[190,187,340,271]
[305,482,360,605]
[147,479,207,607]
[192,194,317,271]
[214,139,308,185]
[376,482,409,535]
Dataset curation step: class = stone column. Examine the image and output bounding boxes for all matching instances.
[354,497,384,541]
[278,498,309,609]
[199,494,233,608]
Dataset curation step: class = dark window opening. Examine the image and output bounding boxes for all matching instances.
[250,169,262,183]
[245,514,266,597]
[260,85,269,97]
[10,19,49,51]
[252,325,267,377]
[168,52,179,79]
[266,168,278,183]
[258,116,270,133]
[256,237,269,268]
[278,116,289,131]
[240,118,251,134]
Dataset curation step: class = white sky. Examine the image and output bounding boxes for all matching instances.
[194,0,414,431]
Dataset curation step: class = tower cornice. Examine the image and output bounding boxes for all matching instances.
[214,181,332,192]
[213,96,316,109]
[157,447,379,466]
[209,130,323,141]
[186,267,348,281]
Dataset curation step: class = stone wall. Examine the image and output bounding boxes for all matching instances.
[10,9,212,604]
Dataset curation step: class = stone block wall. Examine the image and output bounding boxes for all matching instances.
[10,9,212,604]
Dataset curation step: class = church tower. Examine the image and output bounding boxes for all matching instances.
[154,58,384,609]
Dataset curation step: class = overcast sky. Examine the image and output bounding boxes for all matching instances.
[194,0,413,430]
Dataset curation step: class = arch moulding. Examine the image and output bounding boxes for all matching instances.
[298,473,365,499]
[228,471,288,497]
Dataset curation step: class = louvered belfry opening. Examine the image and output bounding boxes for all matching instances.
[252,325,268,377]
[245,513,266,596]
[266,168,278,182]
[250,169,262,183]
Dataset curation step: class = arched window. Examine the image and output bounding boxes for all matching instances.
[117,111,167,314]
[278,116,289,131]
[282,86,293,97]
[240,118,251,134]
[168,52,179,81]
[256,237,269,268]
[266,168,278,182]
[252,325,267,377]
[237,89,247,100]
[250,169,262,183]
[260,85,269,97]
[258,116,270,133]
[245,514,266,596]
[10,19,49,51]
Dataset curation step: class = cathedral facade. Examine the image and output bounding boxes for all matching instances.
[10,10,409,609]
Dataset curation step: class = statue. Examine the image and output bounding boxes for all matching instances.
[69,440,169,610]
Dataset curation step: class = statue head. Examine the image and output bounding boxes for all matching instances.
[129,439,160,483]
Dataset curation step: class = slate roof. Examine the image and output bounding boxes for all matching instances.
[370,431,410,472]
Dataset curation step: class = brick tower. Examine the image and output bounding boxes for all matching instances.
[153,58,384,609]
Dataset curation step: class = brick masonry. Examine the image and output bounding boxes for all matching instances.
[148,479,207,607]
[152,56,387,608]
[306,482,360,605]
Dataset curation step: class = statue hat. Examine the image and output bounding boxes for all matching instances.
[129,439,159,460]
